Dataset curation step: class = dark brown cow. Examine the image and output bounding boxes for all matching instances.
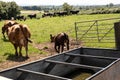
[42,12,54,17]
[2,20,18,39]
[50,32,69,53]
[7,24,32,58]
[16,15,26,21]
[28,14,36,19]
[70,10,79,14]
[55,11,67,16]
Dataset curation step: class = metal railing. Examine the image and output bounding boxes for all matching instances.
[75,17,120,48]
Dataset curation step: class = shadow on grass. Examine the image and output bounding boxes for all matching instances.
[4,53,28,62]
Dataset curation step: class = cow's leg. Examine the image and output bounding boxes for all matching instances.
[13,44,18,56]
[2,33,6,39]
[19,46,22,57]
[61,45,64,52]
[54,44,58,53]
[66,40,69,50]
[25,46,28,58]
[25,43,29,58]
[58,45,60,53]
[2,31,6,39]
[54,45,57,52]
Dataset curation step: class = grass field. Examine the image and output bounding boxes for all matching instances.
[0,13,120,62]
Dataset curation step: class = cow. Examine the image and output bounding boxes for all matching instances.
[16,15,26,21]
[7,24,32,58]
[55,11,68,16]
[70,10,79,15]
[50,32,69,53]
[2,20,18,39]
[42,12,54,18]
[27,14,36,19]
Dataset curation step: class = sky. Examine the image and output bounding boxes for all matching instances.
[1,0,120,6]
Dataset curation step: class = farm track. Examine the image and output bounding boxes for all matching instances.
[0,39,81,70]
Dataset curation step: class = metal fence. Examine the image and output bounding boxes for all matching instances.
[75,17,120,48]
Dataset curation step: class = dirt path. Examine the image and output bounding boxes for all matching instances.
[0,40,81,71]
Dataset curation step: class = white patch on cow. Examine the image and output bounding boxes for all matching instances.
[61,33,64,36]
[20,39,24,46]
[12,41,16,44]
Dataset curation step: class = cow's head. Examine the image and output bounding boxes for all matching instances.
[2,20,18,39]
[50,34,56,42]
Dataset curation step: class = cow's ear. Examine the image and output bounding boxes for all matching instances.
[19,24,23,27]
[14,22,18,25]
[50,34,52,37]
[8,22,12,26]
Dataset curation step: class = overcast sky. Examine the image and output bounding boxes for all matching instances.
[1,0,120,6]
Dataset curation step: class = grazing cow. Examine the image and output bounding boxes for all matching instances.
[50,32,69,53]
[2,20,18,39]
[28,14,36,19]
[16,15,26,21]
[42,12,54,18]
[55,11,67,16]
[7,24,32,58]
[70,10,79,15]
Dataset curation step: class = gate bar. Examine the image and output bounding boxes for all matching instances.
[75,17,120,24]
[17,68,71,80]
[65,53,118,60]
[45,60,103,70]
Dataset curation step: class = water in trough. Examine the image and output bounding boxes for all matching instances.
[63,68,94,80]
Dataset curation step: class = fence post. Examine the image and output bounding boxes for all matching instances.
[75,22,78,45]
[96,20,100,42]
[114,22,120,50]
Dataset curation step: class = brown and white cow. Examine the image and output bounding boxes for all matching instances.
[2,20,32,58]
[7,24,32,58]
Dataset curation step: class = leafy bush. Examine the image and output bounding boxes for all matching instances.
[0,1,20,20]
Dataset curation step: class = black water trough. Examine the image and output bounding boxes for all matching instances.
[0,47,120,80]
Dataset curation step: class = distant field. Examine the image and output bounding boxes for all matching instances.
[21,10,41,14]
[0,13,120,62]
[21,10,42,18]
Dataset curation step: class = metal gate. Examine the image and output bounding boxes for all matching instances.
[75,17,120,48]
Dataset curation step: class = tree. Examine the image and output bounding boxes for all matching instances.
[7,1,21,19]
[0,1,7,19]
[62,2,73,14]
[106,3,114,8]
[0,1,20,19]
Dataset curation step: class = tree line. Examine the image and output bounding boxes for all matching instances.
[1,1,120,20]
[22,3,77,15]
[22,3,120,15]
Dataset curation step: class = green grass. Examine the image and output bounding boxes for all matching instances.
[0,13,120,61]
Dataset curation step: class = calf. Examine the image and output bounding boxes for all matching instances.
[50,33,69,53]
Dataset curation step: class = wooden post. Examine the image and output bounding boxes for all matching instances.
[114,22,120,50]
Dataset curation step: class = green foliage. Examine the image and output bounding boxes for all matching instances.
[0,1,20,19]
[62,2,73,14]
[7,2,21,19]
[80,5,120,14]
[20,3,120,15]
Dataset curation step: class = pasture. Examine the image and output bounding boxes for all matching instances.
[0,13,120,63]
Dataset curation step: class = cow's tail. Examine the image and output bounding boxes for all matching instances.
[19,24,33,43]
[27,38,33,43]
